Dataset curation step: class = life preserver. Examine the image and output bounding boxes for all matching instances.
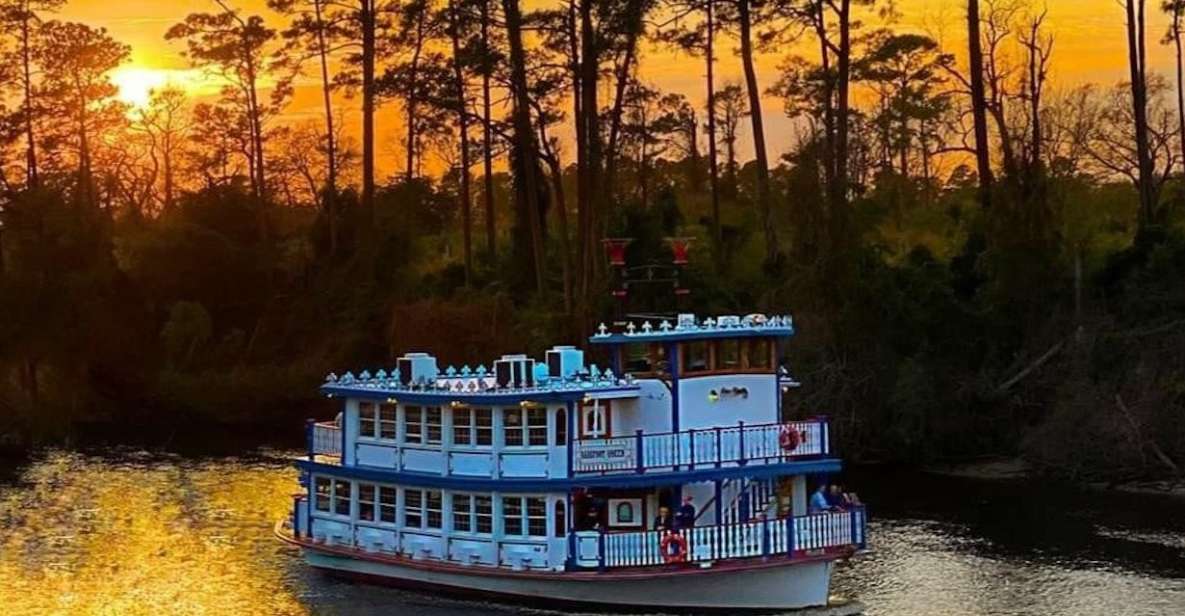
[779,424,801,452]
[659,532,688,563]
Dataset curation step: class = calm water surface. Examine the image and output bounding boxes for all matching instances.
[0,448,1182,616]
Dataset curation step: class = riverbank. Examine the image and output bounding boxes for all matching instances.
[922,456,1185,500]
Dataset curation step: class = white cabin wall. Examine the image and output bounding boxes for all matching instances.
[676,374,778,430]
[611,380,672,437]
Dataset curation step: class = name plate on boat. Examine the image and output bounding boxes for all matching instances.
[576,440,635,470]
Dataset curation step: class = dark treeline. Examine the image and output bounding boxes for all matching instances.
[0,0,1183,482]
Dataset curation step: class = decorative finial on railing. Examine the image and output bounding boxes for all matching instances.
[659,320,672,332]
[641,321,653,333]
[626,322,636,335]
[596,322,609,336]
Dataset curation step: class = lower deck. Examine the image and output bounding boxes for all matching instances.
[292,470,867,573]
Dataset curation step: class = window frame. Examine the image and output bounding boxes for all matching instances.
[403,487,443,530]
[502,495,548,538]
[451,492,494,535]
[503,407,549,447]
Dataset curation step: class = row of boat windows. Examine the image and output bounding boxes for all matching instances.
[358,404,562,447]
[623,338,774,375]
[313,477,563,538]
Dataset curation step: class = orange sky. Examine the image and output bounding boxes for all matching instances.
[60,0,1183,176]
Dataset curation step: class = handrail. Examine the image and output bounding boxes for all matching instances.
[596,506,866,569]
[573,418,830,474]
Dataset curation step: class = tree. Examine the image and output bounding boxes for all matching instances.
[502,0,546,293]
[715,82,746,194]
[35,20,129,210]
[967,0,994,209]
[446,0,474,283]
[133,85,191,213]
[269,0,350,254]
[0,0,65,189]
[167,2,279,213]
[726,0,778,264]
[1124,0,1157,232]
[1162,0,1185,172]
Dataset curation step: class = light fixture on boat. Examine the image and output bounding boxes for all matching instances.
[385,397,397,404]
[449,401,468,409]
[519,400,544,409]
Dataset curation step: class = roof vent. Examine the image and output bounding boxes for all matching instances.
[397,352,438,386]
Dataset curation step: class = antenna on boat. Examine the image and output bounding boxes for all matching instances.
[602,236,694,326]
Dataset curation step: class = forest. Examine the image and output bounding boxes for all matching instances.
[0,0,1182,483]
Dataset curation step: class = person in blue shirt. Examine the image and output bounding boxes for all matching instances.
[809,484,832,513]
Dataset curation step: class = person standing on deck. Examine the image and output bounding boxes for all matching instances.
[810,484,831,513]
[674,496,696,529]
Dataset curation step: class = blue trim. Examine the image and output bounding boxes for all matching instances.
[296,458,843,492]
[667,341,680,434]
[565,400,575,477]
[321,384,639,405]
[589,327,794,345]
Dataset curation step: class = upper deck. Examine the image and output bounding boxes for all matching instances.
[588,313,795,345]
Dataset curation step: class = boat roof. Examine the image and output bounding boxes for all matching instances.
[588,313,795,344]
[319,370,640,405]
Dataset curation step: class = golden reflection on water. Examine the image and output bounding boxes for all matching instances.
[0,451,307,616]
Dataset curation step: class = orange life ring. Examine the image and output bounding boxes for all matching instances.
[779,425,801,452]
[659,532,688,563]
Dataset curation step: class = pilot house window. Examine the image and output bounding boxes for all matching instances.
[360,403,397,439]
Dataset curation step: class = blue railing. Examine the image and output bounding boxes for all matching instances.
[308,421,342,457]
[585,506,866,569]
[572,419,830,474]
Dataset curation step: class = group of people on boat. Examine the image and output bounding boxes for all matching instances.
[652,496,697,531]
[810,483,860,513]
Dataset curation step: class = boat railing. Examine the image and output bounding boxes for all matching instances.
[591,506,866,569]
[572,418,830,474]
[308,420,342,457]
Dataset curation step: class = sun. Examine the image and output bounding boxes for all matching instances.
[111,67,206,109]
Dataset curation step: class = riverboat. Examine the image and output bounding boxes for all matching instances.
[275,312,867,610]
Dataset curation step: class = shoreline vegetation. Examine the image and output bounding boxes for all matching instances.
[2,1,1184,487]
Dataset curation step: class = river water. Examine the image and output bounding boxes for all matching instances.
[0,448,1182,616]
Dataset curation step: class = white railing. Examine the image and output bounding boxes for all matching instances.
[310,421,342,456]
[599,507,865,569]
[573,419,830,473]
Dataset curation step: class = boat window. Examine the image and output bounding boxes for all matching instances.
[404,406,424,444]
[358,483,376,521]
[554,500,566,537]
[426,490,442,528]
[379,486,397,523]
[554,408,567,446]
[503,408,548,447]
[452,493,493,534]
[404,488,441,529]
[475,495,493,533]
[503,497,523,535]
[528,497,547,536]
[502,496,548,537]
[453,494,473,532]
[623,343,652,372]
[359,402,376,437]
[717,339,742,370]
[426,407,442,444]
[581,401,608,438]
[681,341,710,374]
[378,403,397,439]
[333,478,351,516]
[313,476,332,512]
[405,489,423,527]
[452,407,492,447]
[744,339,773,371]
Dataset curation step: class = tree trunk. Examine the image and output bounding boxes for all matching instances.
[361,0,377,226]
[603,0,645,209]
[503,0,546,294]
[481,0,496,258]
[21,11,39,189]
[1174,8,1185,174]
[405,9,427,181]
[706,0,722,261]
[449,0,473,285]
[833,0,851,215]
[314,0,339,256]
[968,0,993,209]
[1125,0,1156,231]
[579,0,603,299]
[737,0,777,263]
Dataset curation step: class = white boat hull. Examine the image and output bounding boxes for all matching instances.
[302,548,836,610]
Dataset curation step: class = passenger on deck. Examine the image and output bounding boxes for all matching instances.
[653,506,675,531]
[581,506,602,531]
[674,496,696,529]
[809,484,832,513]
[828,484,851,510]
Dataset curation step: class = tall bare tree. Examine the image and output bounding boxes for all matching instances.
[1125,0,1157,231]
[1,0,65,189]
[968,0,994,209]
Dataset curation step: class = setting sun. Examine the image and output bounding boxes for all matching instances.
[111,66,202,108]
